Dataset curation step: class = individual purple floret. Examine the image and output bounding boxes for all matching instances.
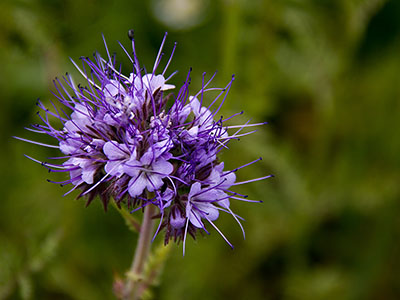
[16,31,273,254]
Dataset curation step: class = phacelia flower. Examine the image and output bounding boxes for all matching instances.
[16,31,273,254]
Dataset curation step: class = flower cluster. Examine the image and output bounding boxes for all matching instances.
[17,31,272,252]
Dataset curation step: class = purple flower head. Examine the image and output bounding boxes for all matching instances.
[16,31,273,254]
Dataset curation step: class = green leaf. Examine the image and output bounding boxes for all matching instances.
[141,243,172,299]
[29,229,63,273]
[18,273,33,300]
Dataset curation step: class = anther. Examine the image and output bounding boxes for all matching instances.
[128,29,135,40]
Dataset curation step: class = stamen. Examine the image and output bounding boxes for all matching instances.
[70,58,102,90]
[13,136,59,148]
[162,42,177,76]
[205,218,234,249]
[225,122,268,129]
[182,218,190,256]
[233,175,274,185]
[24,155,68,169]
[102,34,112,64]
[153,32,168,73]
[231,196,263,203]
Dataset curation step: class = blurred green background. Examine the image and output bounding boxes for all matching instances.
[1,0,400,299]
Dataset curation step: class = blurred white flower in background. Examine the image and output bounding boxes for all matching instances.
[152,0,210,30]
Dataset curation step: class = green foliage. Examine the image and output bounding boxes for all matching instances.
[141,243,172,299]
[2,0,400,299]
[111,202,141,233]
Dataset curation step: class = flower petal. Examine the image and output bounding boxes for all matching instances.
[140,151,155,166]
[170,206,186,229]
[188,209,203,228]
[104,80,122,97]
[197,203,219,221]
[128,173,147,197]
[188,182,202,200]
[221,172,236,188]
[82,165,97,184]
[103,141,129,160]
[146,173,164,192]
[152,159,173,175]
[104,160,123,177]
[163,83,175,90]
[124,157,142,177]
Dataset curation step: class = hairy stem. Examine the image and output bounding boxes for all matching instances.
[123,203,156,300]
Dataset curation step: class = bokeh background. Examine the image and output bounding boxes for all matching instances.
[1,0,400,299]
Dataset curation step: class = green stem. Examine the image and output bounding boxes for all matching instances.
[123,203,156,300]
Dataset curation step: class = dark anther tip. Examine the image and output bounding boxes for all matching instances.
[128,29,135,40]
[259,157,263,160]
